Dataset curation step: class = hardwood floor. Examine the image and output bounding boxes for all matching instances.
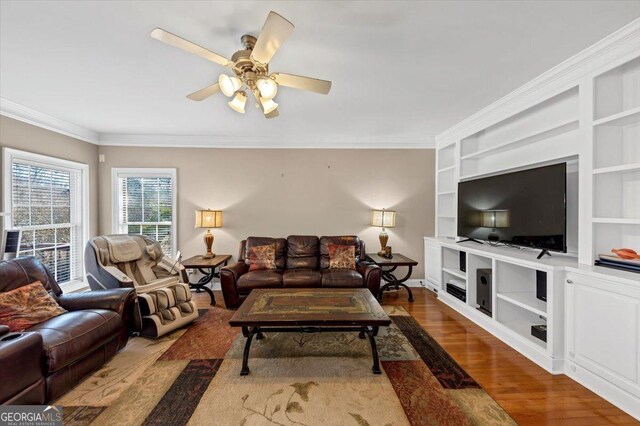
[192,287,637,425]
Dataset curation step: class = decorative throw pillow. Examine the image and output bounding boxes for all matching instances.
[249,244,277,271]
[0,281,67,332]
[328,244,356,270]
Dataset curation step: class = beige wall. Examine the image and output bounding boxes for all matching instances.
[98,147,435,278]
[0,116,100,236]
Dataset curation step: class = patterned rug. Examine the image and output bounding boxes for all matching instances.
[57,306,516,426]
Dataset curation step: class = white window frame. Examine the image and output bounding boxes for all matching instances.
[111,168,178,256]
[2,148,90,290]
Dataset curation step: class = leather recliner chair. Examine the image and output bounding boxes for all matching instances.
[85,235,199,338]
[0,256,137,404]
[220,235,381,309]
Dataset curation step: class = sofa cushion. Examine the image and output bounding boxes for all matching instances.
[0,282,67,332]
[321,269,363,288]
[244,237,287,269]
[283,269,322,287]
[286,236,319,269]
[237,270,283,292]
[28,310,122,373]
[328,244,356,270]
[248,244,277,271]
[320,236,363,269]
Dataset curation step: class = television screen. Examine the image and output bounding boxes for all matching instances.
[457,163,567,253]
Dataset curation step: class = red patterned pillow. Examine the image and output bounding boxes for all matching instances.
[248,244,277,271]
[0,281,67,332]
[328,244,356,270]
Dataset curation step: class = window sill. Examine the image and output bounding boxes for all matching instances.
[60,279,90,293]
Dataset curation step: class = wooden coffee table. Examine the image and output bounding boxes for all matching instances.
[229,288,391,376]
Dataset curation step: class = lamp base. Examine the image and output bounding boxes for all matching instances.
[378,230,389,257]
[203,230,215,259]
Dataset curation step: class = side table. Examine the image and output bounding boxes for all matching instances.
[181,254,232,306]
[366,253,418,303]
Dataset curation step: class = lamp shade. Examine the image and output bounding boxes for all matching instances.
[195,210,222,228]
[228,91,247,113]
[481,210,509,228]
[257,78,278,99]
[219,74,242,97]
[371,209,396,228]
[260,97,278,114]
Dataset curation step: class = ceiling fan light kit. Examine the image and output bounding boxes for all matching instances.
[257,77,277,99]
[260,97,278,114]
[150,11,331,119]
[219,74,242,97]
[228,91,247,113]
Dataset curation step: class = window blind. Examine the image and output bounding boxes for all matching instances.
[11,161,83,284]
[117,175,174,256]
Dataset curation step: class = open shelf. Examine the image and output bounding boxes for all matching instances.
[593,106,640,127]
[502,321,547,350]
[497,298,547,350]
[593,116,639,169]
[593,163,640,175]
[593,171,640,219]
[461,118,578,160]
[438,144,455,170]
[437,216,456,238]
[498,292,546,317]
[443,267,466,280]
[592,218,640,224]
[593,223,640,262]
[438,164,455,173]
[594,56,640,121]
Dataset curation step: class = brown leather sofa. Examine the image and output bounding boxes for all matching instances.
[220,235,381,309]
[0,257,137,404]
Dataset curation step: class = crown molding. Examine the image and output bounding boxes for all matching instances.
[0,97,99,144]
[98,133,435,149]
[436,17,640,144]
[0,97,434,149]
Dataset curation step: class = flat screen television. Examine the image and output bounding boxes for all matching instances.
[457,163,567,254]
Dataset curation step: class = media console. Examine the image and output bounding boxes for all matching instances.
[424,236,640,420]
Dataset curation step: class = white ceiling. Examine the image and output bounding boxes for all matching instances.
[1,1,639,148]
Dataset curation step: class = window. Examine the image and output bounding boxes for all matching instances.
[112,168,177,256]
[2,148,88,285]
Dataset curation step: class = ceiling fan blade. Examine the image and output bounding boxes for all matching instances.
[265,109,279,119]
[251,12,294,65]
[272,73,332,95]
[150,28,231,67]
[186,83,221,101]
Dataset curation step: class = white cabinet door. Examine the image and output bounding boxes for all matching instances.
[425,239,442,286]
[566,272,640,398]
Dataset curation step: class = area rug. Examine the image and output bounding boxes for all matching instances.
[57,306,516,426]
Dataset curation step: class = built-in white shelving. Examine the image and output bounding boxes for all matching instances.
[431,21,640,420]
[592,55,640,263]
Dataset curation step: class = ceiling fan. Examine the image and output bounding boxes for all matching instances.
[150,11,332,119]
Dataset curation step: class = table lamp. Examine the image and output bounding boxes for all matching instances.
[195,209,222,259]
[371,208,396,256]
